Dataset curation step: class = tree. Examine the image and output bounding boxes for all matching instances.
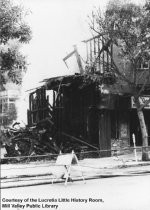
[89,0,150,160]
[0,0,32,89]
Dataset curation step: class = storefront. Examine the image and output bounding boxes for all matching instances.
[111,95,150,152]
[130,96,150,146]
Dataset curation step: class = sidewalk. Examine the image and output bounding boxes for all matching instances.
[1,152,150,188]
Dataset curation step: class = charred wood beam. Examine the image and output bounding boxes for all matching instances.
[73,45,84,74]
[61,132,99,150]
[29,107,50,112]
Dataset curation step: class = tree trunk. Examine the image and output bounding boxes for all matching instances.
[136,108,149,161]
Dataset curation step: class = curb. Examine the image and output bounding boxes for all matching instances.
[1,168,150,189]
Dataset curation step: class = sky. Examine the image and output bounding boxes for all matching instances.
[13,0,143,123]
[17,0,108,90]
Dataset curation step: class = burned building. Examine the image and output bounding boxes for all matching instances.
[26,76,150,157]
[27,73,115,156]
[26,34,150,157]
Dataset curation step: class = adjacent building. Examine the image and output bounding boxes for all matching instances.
[0,89,20,128]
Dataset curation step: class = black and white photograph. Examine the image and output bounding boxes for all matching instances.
[1,0,150,209]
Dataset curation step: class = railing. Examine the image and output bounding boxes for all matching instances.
[1,146,150,164]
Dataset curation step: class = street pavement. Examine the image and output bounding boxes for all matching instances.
[1,151,150,188]
[1,174,150,210]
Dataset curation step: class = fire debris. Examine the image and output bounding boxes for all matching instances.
[0,119,99,163]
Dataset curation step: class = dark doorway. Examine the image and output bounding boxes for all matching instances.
[99,110,111,157]
[88,107,99,146]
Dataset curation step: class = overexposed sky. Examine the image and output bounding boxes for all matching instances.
[15,0,143,90]
[14,0,143,123]
[18,0,108,90]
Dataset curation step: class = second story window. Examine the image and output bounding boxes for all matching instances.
[138,60,149,70]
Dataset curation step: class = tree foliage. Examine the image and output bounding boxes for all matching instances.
[90,0,150,88]
[0,0,32,89]
[0,0,31,43]
[89,0,150,160]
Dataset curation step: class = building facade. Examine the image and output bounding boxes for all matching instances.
[0,89,20,128]
[27,34,150,156]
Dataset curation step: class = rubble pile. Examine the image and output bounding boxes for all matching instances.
[0,119,98,163]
